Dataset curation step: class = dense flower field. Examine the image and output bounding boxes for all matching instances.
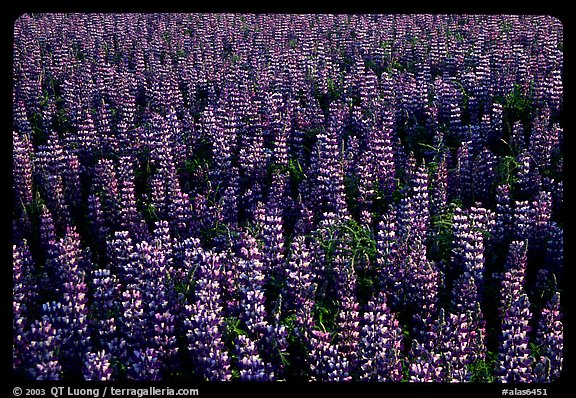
[13,14,563,382]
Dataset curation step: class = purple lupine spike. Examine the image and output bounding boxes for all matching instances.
[376,209,402,308]
[93,158,120,228]
[430,153,448,217]
[236,250,268,336]
[450,301,488,369]
[260,199,285,284]
[495,294,534,383]
[282,238,316,362]
[336,295,361,372]
[546,69,562,112]
[408,338,445,382]
[517,150,539,198]
[513,200,531,242]
[451,273,479,314]
[259,320,288,379]
[495,184,513,245]
[403,152,418,187]
[21,319,62,380]
[407,239,440,339]
[40,172,71,232]
[358,292,403,382]
[529,108,554,170]
[331,251,357,302]
[499,240,528,317]
[545,222,563,280]
[455,141,473,206]
[13,131,34,209]
[414,162,430,228]
[117,156,141,233]
[133,228,179,374]
[90,269,121,353]
[489,102,503,144]
[534,292,562,382]
[451,206,487,285]
[310,126,349,220]
[83,350,113,381]
[510,121,525,153]
[308,330,351,382]
[184,250,232,381]
[118,288,146,362]
[127,348,162,381]
[530,190,552,251]
[87,193,109,253]
[444,311,476,382]
[234,334,274,381]
[94,100,116,154]
[62,151,82,211]
[283,236,316,317]
[13,240,38,314]
[45,224,84,288]
[48,229,90,316]
[13,241,37,371]
[543,176,562,218]
[13,100,32,135]
[148,173,168,220]
[473,147,496,206]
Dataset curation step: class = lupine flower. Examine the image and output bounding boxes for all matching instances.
[283,236,317,339]
[408,339,444,382]
[357,292,403,381]
[336,295,361,372]
[545,222,563,279]
[234,334,274,381]
[534,292,562,382]
[83,350,113,381]
[12,13,563,382]
[22,319,62,380]
[127,348,162,381]
[184,250,232,381]
[499,240,528,317]
[13,131,34,209]
[495,294,534,383]
[308,330,351,382]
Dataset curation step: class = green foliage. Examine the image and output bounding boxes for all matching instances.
[230,53,240,64]
[496,83,534,133]
[316,218,377,268]
[142,202,159,223]
[500,20,513,34]
[401,359,410,382]
[162,31,171,45]
[468,351,497,382]
[356,273,375,301]
[111,357,127,380]
[175,49,188,58]
[496,154,519,187]
[198,221,240,249]
[22,190,46,221]
[428,201,459,264]
[506,84,532,116]
[223,316,248,343]
[179,138,213,192]
[530,342,542,359]
[404,125,435,159]
[182,156,211,176]
[313,299,339,335]
[268,157,308,186]
[343,174,360,216]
